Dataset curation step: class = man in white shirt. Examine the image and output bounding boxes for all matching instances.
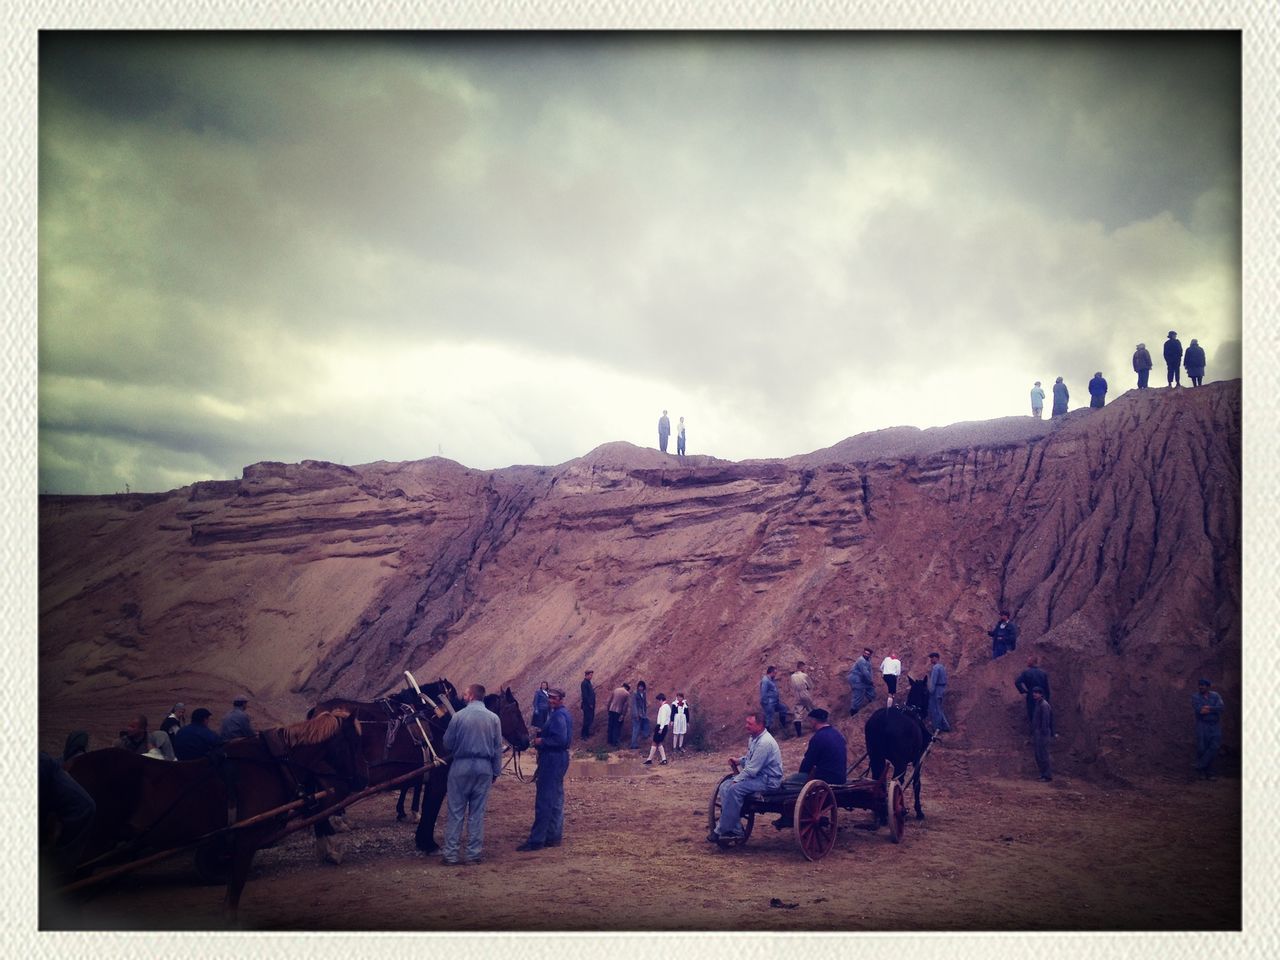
[881,654,902,708]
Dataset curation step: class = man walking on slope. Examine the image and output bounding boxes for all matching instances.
[988,611,1018,660]
[926,652,952,733]
[759,666,791,736]
[440,683,504,866]
[789,661,814,738]
[848,647,876,716]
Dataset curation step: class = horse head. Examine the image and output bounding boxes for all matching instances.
[319,709,370,792]
[483,688,530,751]
[904,674,930,719]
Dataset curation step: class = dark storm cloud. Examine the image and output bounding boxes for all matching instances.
[38,32,1241,492]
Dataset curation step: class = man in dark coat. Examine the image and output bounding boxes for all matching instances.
[1088,372,1108,409]
[658,410,671,453]
[1014,657,1052,731]
[988,611,1018,660]
[1051,377,1069,417]
[782,709,848,786]
[1163,330,1183,387]
[1132,342,1153,389]
[579,669,596,738]
[1031,688,1053,781]
[173,707,223,761]
[1184,338,1207,386]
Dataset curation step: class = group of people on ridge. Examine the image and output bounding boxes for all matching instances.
[1029,331,1208,418]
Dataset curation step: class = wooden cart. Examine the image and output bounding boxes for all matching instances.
[707,768,908,861]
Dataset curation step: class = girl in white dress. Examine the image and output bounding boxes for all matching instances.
[670,692,690,753]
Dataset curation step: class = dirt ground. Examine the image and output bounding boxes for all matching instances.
[41,728,1240,933]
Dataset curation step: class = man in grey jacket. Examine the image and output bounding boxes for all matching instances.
[708,711,783,843]
[441,683,504,865]
[219,698,255,740]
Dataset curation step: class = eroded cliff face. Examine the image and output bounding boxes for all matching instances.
[39,382,1240,780]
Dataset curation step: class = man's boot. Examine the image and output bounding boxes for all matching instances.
[794,720,803,738]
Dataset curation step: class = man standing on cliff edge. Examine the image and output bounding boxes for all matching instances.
[658,410,671,453]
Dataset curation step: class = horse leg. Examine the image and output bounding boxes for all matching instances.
[396,786,408,821]
[314,816,343,864]
[412,781,422,819]
[223,839,257,927]
[414,768,447,853]
[912,765,924,820]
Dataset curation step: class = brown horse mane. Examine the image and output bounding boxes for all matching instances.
[274,708,351,748]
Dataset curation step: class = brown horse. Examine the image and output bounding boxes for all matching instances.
[64,709,368,920]
[312,680,530,855]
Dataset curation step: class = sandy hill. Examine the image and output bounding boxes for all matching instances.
[39,381,1240,782]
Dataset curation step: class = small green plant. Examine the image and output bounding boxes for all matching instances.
[683,686,714,753]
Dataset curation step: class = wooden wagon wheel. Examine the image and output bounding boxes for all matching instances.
[707,773,755,845]
[794,779,838,861]
[885,777,907,844]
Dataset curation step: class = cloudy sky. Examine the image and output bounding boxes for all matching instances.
[38,32,1241,494]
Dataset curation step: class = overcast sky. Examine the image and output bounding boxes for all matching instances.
[38,32,1242,494]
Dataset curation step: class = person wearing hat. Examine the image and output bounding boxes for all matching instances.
[1029,381,1045,419]
[161,703,186,739]
[926,652,952,734]
[782,708,848,787]
[1191,679,1225,780]
[173,707,223,761]
[219,697,255,741]
[517,687,573,852]
[1184,338,1207,387]
[1132,342,1153,389]
[1031,688,1053,781]
[848,646,876,716]
[1163,330,1183,388]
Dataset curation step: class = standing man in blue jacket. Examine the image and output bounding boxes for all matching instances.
[926,652,952,733]
[518,688,573,851]
[759,666,790,737]
[440,683,504,866]
[1191,678,1225,780]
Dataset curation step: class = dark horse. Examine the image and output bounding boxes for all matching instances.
[864,674,934,822]
[64,710,367,920]
[312,680,530,855]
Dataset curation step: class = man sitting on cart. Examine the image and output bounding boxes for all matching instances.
[782,708,847,787]
[708,711,782,843]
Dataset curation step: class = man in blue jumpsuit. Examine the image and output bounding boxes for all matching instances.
[1191,678,1225,780]
[709,711,783,842]
[440,682,504,865]
[518,687,573,851]
[848,647,876,716]
[926,652,952,733]
[759,666,790,736]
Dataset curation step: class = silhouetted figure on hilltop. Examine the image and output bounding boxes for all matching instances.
[1164,331,1183,388]
[1185,339,1206,387]
[1088,371,1108,409]
[1133,342,1153,389]
[1051,377,1069,417]
[1030,381,1045,419]
[658,410,671,453]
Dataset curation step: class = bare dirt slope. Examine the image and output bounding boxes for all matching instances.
[40,382,1240,790]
